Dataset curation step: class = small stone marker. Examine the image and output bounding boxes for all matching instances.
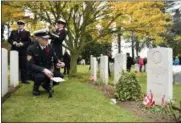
[2,48,8,97]
[174,72,181,84]
[114,53,127,84]
[100,56,108,84]
[110,63,114,73]
[173,65,181,84]
[135,64,139,72]
[147,47,173,105]
[10,51,19,87]
[91,57,97,81]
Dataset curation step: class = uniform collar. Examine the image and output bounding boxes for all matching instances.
[18,29,24,32]
[58,28,63,31]
[39,44,47,50]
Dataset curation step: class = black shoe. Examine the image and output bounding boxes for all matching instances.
[42,84,50,92]
[22,81,30,84]
[33,85,40,96]
[33,91,40,96]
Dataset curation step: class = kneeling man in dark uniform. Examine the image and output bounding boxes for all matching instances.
[27,30,65,96]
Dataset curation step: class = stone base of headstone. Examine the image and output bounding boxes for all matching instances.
[1,86,20,103]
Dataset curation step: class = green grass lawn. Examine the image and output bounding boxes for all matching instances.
[2,65,143,122]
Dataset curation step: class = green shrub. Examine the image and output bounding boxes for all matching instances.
[115,71,142,101]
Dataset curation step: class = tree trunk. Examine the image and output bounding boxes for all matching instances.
[69,53,79,76]
[1,24,4,40]
[136,47,139,57]
[131,31,135,59]
[135,40,139,57]
[118,33,121,53]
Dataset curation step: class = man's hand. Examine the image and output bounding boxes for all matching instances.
[43,68,53,78]
[56,61,65,68]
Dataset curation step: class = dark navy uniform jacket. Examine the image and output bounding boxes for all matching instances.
[49,29,66,59]
[8,29,31,55]
[27,41,60,73]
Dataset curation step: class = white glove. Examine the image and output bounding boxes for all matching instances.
[19,42,24,46]
[56,61,65,68]
[13,41,17,45]
[16,43,21,47]
[43,68,53,78]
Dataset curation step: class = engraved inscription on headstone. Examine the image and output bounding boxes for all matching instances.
[152,51,162,64]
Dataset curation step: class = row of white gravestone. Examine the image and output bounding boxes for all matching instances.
[2,48,19,97]
[90,53,127,85]
[90,47,173,106]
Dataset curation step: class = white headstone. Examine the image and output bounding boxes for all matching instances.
[147,47,173,105]
[2,48,8,97]
[114,54,127,84]
[135,64,139,72]
[100,56,108,84]
[110,63,114,73]
[122,54,127,71]
[10,51,19,87]
[91,57,97,81]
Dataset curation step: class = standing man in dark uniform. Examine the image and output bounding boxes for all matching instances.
[126,53,134,72]
[49,19,67,72]
[8,20,31,84]
[27,29,65,96]
[63,51,71,75]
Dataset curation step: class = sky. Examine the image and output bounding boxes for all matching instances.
[111,37,149,58]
